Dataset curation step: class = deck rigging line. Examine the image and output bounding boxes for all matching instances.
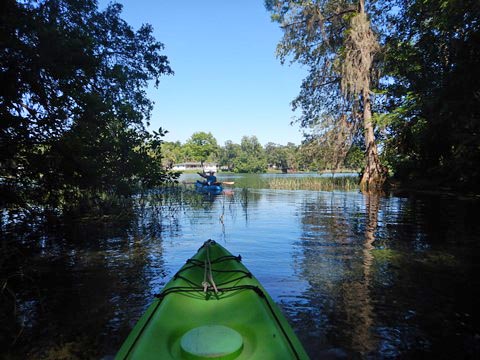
[120,241,301,360]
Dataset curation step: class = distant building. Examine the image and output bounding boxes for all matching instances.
[172,162,218,172]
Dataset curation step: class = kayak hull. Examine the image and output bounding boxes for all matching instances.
[116,240,309,360]
[195,180,223,194]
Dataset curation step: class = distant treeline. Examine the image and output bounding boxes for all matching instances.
[162,132,363,173]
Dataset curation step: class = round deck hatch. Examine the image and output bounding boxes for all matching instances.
[180,325,243,359]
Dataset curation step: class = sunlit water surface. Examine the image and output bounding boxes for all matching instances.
[2,177,480,359]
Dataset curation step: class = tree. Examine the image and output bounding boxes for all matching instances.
[266,0,387,191]
[184,132,219,166]
[235,136,267,173]
[219,140,241,172]
[305,114,356,171]
[382,0,480,190]
[161,141,185,168]
[0,0,175,209]
[342,0,387,190]
[265,142,288,172]
[344,144,365,170]
[265,142,299,172]
[284,142,300,171]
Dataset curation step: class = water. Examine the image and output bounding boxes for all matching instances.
[2,175,480,359]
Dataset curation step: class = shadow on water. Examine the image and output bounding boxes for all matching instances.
[288,192,480,359]
[0,186,264,359]
[1,205,160,358]
[2,190,166,358]
[1,183,480,359]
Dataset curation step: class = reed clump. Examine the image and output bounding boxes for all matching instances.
[267,176,359,191]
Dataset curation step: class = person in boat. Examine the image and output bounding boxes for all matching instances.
[198,171,218,186]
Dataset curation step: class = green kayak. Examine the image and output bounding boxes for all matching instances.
[116,240,309,359]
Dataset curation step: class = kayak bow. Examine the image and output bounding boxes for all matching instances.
[116,240,309,359]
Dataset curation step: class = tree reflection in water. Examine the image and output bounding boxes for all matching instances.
[292,191,480,359]
[2,186,479,359]
[291,192,379,358]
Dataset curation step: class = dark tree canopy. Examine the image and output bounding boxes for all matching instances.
[266,0,480,192]
[0,0,175,210]
[382,0,480,190]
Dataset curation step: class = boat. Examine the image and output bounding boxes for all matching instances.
[195,180,223,194]
[116,240,309,359]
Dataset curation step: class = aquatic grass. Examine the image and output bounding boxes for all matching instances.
[266,176,359,191]
[372,248,405,265]
[417,251,460,268]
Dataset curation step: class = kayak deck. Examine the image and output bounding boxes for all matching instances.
[116,240,309,359]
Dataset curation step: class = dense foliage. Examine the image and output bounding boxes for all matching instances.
[0,0,176,212]
[265,0,480,192]
[381,0,480,190]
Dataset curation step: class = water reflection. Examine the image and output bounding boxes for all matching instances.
[292,192,375,357]
[1,199,169,357]
[357,194,379,354]
[1,184,480,359]
[292,192,480,359]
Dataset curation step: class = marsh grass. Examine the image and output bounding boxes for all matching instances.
[267,176,359,191]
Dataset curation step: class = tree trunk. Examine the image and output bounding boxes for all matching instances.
[360,88,387,192]
[358,0,365,14]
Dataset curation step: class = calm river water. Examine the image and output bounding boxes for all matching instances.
[2,173,480,359]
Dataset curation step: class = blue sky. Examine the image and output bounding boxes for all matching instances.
[99,0,307,146]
